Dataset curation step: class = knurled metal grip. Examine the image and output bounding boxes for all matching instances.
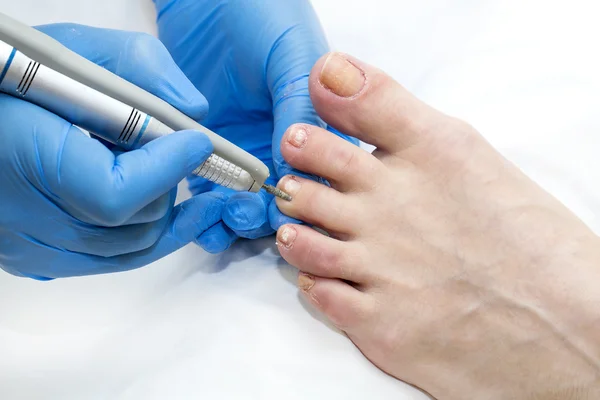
[0,12,271,189]
[0,40,259,193]
[193,154,256,192]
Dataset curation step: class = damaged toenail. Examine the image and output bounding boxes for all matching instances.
[288,127,308,148]
[277,226,297,248]
[319,53,366,98]
[298,273,315,291]
[283,177,302,196]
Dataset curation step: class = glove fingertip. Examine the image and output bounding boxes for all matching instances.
[195,222,238,254]
[173,89,209,122]
[223,193,268,231]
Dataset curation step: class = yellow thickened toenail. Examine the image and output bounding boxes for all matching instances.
[289,127,308,148]
[319,53,366,98]
[277,226,297,248]
[283,177,302,196]
[298,273,315,291]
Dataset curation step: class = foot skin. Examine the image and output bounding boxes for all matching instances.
[275,53,600,399]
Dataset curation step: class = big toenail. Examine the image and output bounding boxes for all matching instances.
[288,127,308,148]
[319,53,366,98]
[277,226,297,248]
[283,177,302,196]
[298,273,316,291]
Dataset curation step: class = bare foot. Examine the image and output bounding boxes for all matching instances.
[275,53,600,399]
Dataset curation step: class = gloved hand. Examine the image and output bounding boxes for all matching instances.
[154,0,359,253]
[0,24,225,280]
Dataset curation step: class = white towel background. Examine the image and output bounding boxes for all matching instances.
[0,1,598,399]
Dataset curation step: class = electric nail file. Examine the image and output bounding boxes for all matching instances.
[0,12,291,201]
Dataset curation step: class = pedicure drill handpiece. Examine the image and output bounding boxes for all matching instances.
[0,12,292,201]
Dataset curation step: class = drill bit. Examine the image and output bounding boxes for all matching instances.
[262,184,293,201]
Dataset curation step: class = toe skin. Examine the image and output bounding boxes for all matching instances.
[309,52,441,154]
[277,224,370,283]
[280,123,382,193]
[299,274,375,330]
[275,176,361,236]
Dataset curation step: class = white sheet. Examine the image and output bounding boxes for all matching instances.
[0,1,598,399]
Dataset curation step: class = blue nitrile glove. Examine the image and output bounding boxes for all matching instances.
[153,0,359,253]
[0,24,225,280]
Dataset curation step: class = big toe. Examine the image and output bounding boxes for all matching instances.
[309,52,442,155]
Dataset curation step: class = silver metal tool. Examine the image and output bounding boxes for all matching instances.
[0,12,291,200]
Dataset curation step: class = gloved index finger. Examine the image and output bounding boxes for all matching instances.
[35,23,209,122]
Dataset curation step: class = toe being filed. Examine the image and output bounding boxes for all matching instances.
[309,52,440,154]
[275,175,361,236]
[298,274,375,330]
[281,123,382,192]
[277,224,370,283]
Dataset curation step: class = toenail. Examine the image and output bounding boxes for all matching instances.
[277,226,297,248]
[298,273,316,291]
[319,53,366,98]
[288,126,308,148]
[283,177,302,196]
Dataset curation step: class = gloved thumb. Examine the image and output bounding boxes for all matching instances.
[268,29,358,180]
[268,39,325,179]
[45,122,213,227]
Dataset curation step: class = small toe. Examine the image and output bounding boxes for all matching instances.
[298,274,375,330]
[277,224,370,283]
[275,176,361,236]
[280,123,382,192]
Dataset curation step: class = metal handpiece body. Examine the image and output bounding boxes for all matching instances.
[0,40,257,192]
